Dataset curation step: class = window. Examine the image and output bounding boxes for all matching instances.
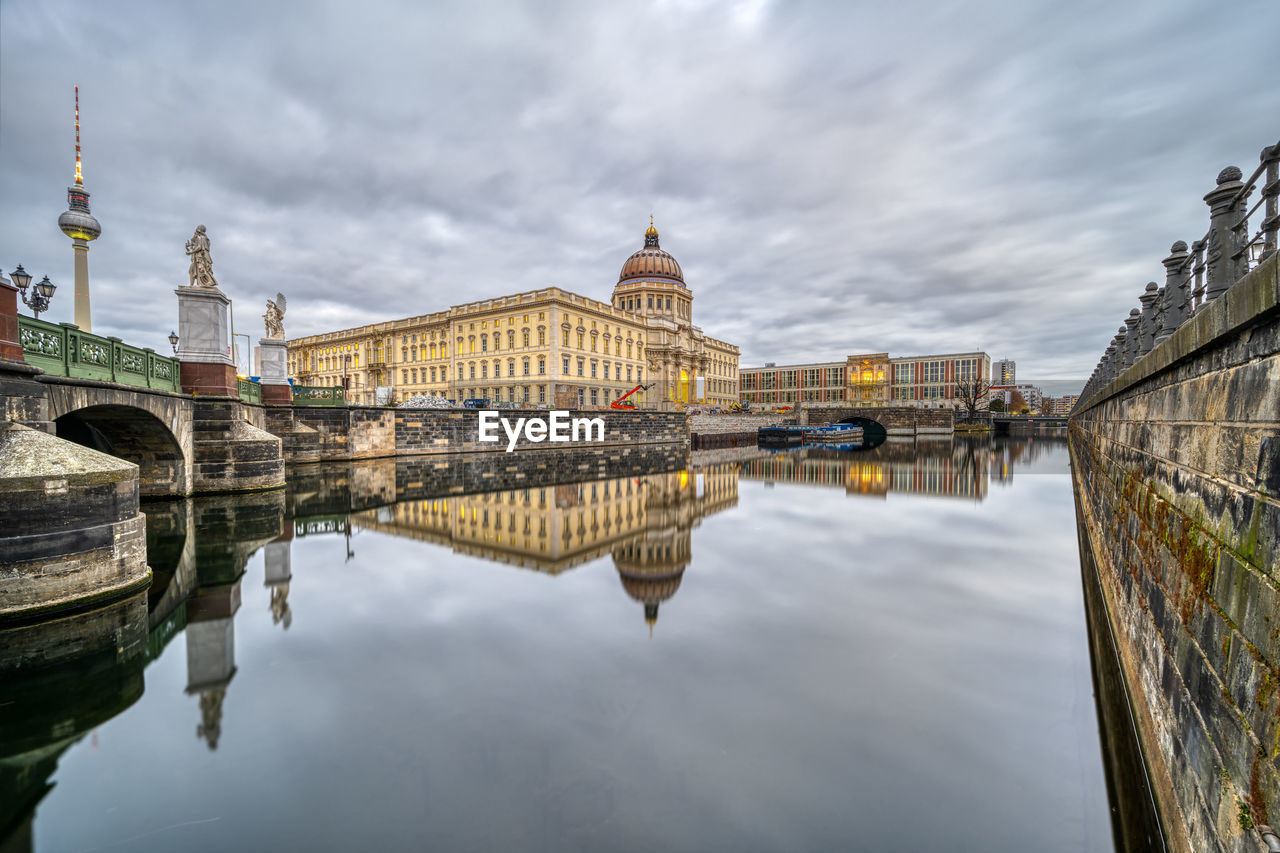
[402,347,408,361]
[522,329,529,347]
[590,389,598,406]
[577,358,584,377]
[627,365,632,382]
[538,357,545,375]
[402,370,408,383]
[481,363,488,379]
[509,331,516,348]
[615,340,621,356]
[481,337,488,352]
[412,369,418,383]
[563,357,570,374]
[522,358,530,375]
[508,360,515,377]
[616,365,621,381]
[590,361,597,378]
[666,297,672,310]
[469,364,476,379]
[577,332,584,349]
[458,365,464,380]
[539,385,546,403]
[537,328,545,346]
[562,329,570,346]
[648,296,654,309]
[493,332,500,350]
[430,367,437,382]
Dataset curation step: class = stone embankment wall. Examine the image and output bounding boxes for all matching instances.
[1071,252,1280,852]
[688,413,797,435]
[394,409,687,455]
[264,406,395,462]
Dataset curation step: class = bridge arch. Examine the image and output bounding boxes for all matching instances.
[835,416,889,448]
[43,383,194,497]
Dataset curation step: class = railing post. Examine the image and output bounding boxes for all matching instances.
[1203,165,1247,300]
[1156,241,1190,345]
[1262,143,1280,262]
[1191,239,1206,312]
[1122,310,1140,369]
[1138,283,1159,356]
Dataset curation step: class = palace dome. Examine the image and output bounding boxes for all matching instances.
[618,219,684,286]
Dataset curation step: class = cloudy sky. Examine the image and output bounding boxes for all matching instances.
[2,0,1276,390]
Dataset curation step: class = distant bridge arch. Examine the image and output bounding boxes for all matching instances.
[834,416,888,447]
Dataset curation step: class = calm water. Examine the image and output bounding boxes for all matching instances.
[3,437,1132,852]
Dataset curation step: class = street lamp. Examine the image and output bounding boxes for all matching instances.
[169,330,180,355]
[10,265,57,320]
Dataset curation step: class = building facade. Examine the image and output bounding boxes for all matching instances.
[740,351,989,409]
[992,359,1016,384]
[287,222,739,409]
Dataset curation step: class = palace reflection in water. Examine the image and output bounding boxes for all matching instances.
[2,436,1130,853]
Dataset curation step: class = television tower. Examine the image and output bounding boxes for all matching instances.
[57,86,101,332]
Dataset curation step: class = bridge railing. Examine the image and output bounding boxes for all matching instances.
[237,377,262,405]
[1076,140,1280,415]
[17,316,181,393]
[292,385,344,406]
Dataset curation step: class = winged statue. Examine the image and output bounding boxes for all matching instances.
[264,292,287,339]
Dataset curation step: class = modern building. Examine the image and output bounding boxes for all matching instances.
[740,351,989,409]
[1046,395,1079,415]
[287,221,740,408]
[992,359,1016,385]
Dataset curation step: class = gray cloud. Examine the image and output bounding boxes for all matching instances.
[2,0,1276,388]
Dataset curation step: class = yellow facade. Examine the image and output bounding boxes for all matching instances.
[287,223,739,409]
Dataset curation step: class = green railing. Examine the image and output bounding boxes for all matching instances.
[293,385,344,406]
[18,316,181,392]
[237,377,262,404]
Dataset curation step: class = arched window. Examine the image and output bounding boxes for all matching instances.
[522,329,530,347]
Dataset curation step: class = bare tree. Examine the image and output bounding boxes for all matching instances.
[953,377,993,422]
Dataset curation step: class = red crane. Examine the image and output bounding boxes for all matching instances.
[610,383,654,409]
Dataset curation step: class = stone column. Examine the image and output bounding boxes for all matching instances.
[1203,166,1247,300]
[175,286,237,396]
[257,338,292,405]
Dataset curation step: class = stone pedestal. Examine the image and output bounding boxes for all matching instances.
[0,275,23,363]
[256,337,292,405]
[175,286,236,396]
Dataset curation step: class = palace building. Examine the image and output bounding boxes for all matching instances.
[287,221,740,409]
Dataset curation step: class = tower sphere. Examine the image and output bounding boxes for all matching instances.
[59,201,101,242]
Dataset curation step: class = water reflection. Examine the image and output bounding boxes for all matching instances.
[3,436,1140,853]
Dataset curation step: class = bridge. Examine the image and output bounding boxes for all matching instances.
[991,414,1067,434]
[1070,142,1280,851]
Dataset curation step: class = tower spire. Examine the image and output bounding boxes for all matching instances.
[74,85,83,187]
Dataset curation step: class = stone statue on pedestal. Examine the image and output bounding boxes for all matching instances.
[263,292,286,339]
[185,224,220,289]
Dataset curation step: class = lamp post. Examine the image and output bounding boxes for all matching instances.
[10,265,57,320]
[169,330,180,355]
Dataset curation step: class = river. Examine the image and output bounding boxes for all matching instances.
[0,436,1159,852]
